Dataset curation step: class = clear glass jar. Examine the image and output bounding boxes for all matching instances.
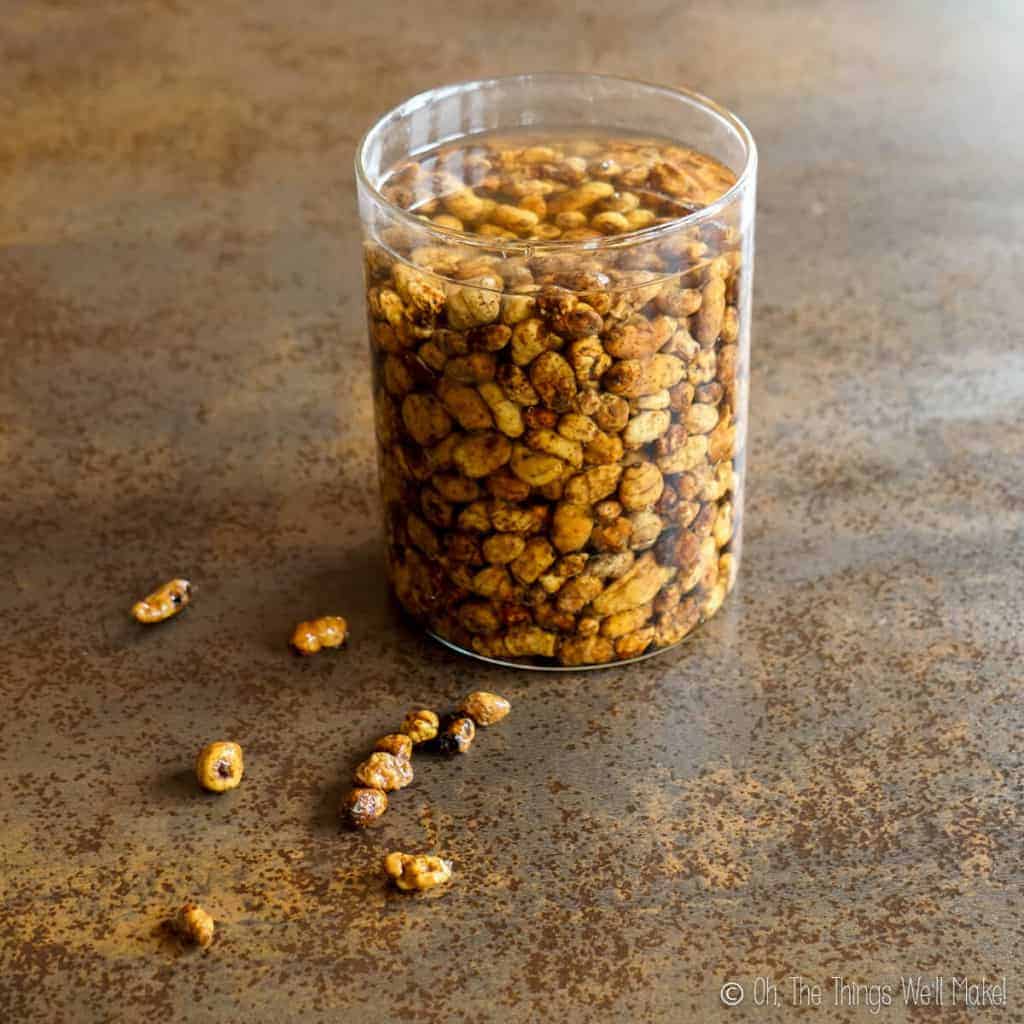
[356,73,756,669]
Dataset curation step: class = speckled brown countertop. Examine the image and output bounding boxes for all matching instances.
[2,2,1022,1021]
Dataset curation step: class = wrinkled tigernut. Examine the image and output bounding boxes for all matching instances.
[447,275,503,330]
[591,553,675,616]
[453,432,512,477]
[559,634,614,665]
[195,741,244,793]
[290,615,348,655]
[619,462,664,511]
[530,351,577,411]
[344,787,389,828]
[353,751,414,791]
[174,902,214,948]
[370,133,745,665]
[401,708,440,744]
[384,852,453,892]
[459,690,511,726]
[132,578,191,623]
[374,734,414,759]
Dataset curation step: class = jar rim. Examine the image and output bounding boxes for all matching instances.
[355,72,758,257]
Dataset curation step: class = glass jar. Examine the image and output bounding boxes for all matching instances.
[356,73,756,669]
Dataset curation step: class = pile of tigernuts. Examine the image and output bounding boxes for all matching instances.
[345,690,512,892]
[366,132,747,667]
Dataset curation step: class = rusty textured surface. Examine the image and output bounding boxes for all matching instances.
[2,1,1023,1021]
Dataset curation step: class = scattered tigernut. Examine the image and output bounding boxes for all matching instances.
[438,715,476,755]
[353,751,414,791]
[401,708,440,744]
[383,852,453,892]
[344,787,389,828]
[195,741,244,793]
[290,615,348,655]
[458,690,511,726]
[174,902,214,948]
[374,733,414,759]
[131,579,191,623]
[368,132,746,666]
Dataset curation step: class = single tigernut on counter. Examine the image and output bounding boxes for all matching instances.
[344,787,389,828]
[374,733,414,759]
[353,752,414,791]
[438,715,476,755]
[458,691,511,726]
[174,902,214,948]
[383,852,453,893]
[401,709,440,744]
[131,579,191,624]
[291,615,348,655]
[195,741,244,793]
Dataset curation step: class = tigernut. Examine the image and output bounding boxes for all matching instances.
[374,734,414,759]
[174,902,214,948]
[437,715,476,755]
[195,741,244,793]
[344,787,389,828]
[383,852,453,892]
[290,615,348,655]
[132,579,191,623]
[459,690,511,726]
[353,751,414,791]
[401,708,440,744]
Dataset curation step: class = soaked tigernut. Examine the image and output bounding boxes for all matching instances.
[174,902,214,948]
[195,741,244,793]
[438,715,476,755]
[458,690,511,726]
[290,615,348,655]
[132,579,191,623]
[344,787,389,828]
[401,708,440,744]
[384,852,453,892]
[353,751,414,791]
[374,733,414,759]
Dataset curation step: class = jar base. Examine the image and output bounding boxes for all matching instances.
[426,621,707,672]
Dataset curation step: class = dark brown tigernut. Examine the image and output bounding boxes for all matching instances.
[437,716,476,755]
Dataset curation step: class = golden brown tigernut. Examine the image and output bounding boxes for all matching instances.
[195,741,244,793]
[438,715,476,755]
[174,902,215,948]
[383,852,453,892]
[353,751,413,791]
[344,787,389,828]
[458,691,511,726]
[401,708,440,744]
[374,733,414,759]
[132,579,191,623]
[290,616,348,655]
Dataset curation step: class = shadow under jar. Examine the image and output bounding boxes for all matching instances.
[356,73,757,669]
